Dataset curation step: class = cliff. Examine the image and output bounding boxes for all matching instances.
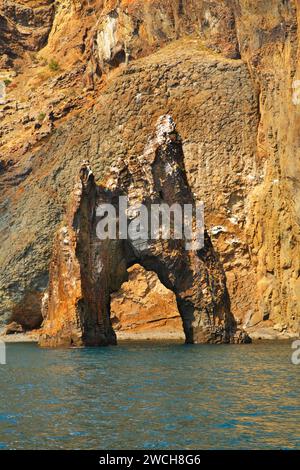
[0,0,300,341]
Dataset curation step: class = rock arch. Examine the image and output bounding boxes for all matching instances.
[39,116,249,347]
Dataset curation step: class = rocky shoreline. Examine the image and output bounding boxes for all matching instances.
[1,327,298,344]
[0,328,39,343]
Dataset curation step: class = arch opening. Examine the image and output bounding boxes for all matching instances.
[110,264,185,342]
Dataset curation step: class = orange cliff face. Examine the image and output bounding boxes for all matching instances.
[39,182,86,347]
[0,0,55,68]
[0,1,300,341]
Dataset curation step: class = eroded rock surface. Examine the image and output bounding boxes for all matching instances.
[40,116,248,346]
[0,38,257,334]
[0,0,55,67]
[111,264,183,340]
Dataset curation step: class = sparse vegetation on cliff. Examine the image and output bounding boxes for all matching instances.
[48,59,60,72]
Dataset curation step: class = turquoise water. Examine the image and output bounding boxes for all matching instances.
[0,341,299,450]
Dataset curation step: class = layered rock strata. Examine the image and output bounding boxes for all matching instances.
[0,39,258,334]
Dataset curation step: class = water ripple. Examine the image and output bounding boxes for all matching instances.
[0,341,299,449]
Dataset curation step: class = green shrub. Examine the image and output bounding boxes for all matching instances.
[48,59,60,72]
[3,79,11,86]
